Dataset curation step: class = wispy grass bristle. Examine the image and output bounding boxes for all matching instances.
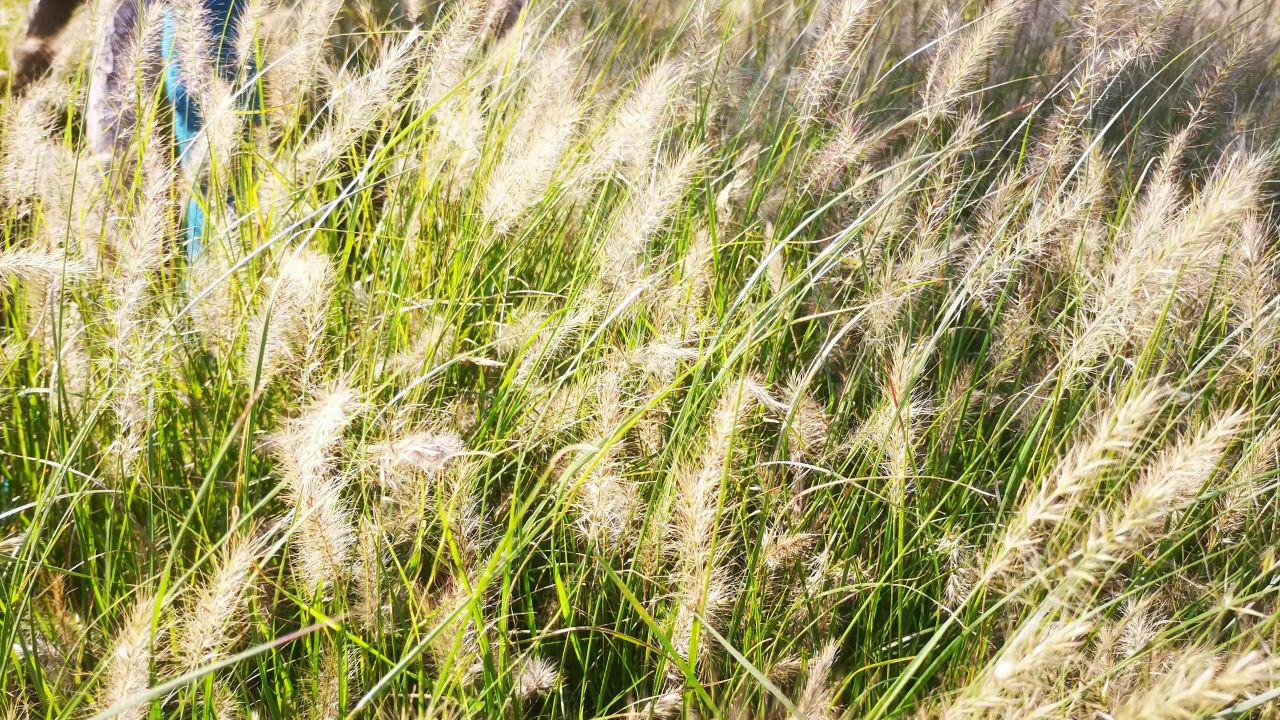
[4,1,1280,717]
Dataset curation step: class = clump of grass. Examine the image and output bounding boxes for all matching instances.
[2,0,1280,718]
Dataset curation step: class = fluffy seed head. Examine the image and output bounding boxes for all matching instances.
[175,530,265,674]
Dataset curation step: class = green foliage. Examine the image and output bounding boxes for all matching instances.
[1,0,1280,718]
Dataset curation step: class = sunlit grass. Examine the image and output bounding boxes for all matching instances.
[1,0,1279,718]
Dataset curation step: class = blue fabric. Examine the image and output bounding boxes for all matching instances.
[160,0,247,259]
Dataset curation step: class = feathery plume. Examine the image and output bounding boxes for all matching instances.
[505,304,593,386]
[1114,647,1280,720]
[761,528,817,574]
[175,530,264,674]
[169,0,218,108]
[679,0,727,92]
[514,655,559,698]
[1227,214,1280,373]
[573,59,686,189]
[290,473,357,595]
[103,159,174,478]
[416,0,488,113]
[89,0,166,162]
[1066,147,1271,378]
[389,310,457,374]
[266,0,342,122]
[852,339,931,504]
[0,249,92,288]
[297,31,420,175]
[1068,408,1248,591]
[666,376,760,674]
[943,619,1091,720]
[795,0,873,124]
[482,45,582,234]
[271,384,362,593]
[96,594,160,720]
[307,642,354,720]
[372,429,465,477]
[625,690,683,719]
[1212,429,1279,546]
[862,238,949,339]
[372,427,467,542]
[244,248,334,387]
[651,226,716,334]
[107,159,173,322]
[795,642,842,720]
[778,376,831,465]
[921,0,1027,122]
[352,519,386,630]
[980,386,1165,586]
[601,144,706,290]
[769,655,804,684]
[232,0,273,84]
[806,118,873,194]
[572,450,639,553]
[437,457,485,573]
[0,79,64,211]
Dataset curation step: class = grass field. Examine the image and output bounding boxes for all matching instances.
[2,0,1280,717]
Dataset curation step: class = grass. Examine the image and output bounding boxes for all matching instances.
[1,0,1280,717]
